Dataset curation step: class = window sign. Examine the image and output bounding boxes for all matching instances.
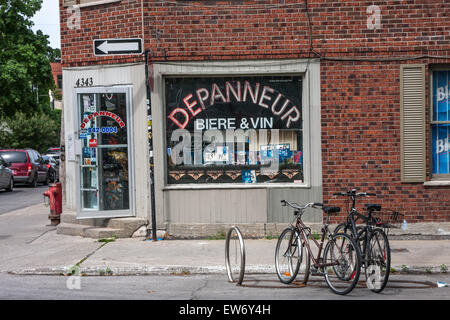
[432,71,450,175]
[165,75,303,184]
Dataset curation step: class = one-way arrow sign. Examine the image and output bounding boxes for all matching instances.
[94,38,142,56]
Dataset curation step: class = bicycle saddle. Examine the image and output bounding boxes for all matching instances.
[365,204,381,211]
[323,206,340,214]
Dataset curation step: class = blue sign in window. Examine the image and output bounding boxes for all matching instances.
[432,71,450,175]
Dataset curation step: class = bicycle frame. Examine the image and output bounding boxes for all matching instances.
[341,194,380,262]
[296,213,339,269]
[278,199,362,295]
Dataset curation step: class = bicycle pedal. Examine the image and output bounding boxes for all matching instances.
[310,267,324,276]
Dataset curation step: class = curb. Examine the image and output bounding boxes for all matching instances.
[6,264,449,276]
[7,265,273,276]
[390,264,449,275]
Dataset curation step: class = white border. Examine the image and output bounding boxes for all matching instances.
[151,59,321,190]
[73,86,135,219]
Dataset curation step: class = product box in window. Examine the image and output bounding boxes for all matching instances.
[242,170,257,183]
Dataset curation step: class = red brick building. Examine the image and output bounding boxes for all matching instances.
[58,0,449,238]
[50,59,63,109]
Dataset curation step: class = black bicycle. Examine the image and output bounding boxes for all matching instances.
[332,189,391,293]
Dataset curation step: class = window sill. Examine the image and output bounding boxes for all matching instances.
[423,181,450,187]
[63,0,121,8]
[163,183,310,191]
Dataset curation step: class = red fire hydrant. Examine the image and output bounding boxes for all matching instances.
[43,182,62,226]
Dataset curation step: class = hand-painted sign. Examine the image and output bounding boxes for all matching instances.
[165,76,302,131]
[80,111,126,129]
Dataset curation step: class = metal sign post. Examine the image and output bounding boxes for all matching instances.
[144,50,158,241]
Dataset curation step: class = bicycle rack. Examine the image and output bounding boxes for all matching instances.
[224,225,438,291]
[224,226,246,285]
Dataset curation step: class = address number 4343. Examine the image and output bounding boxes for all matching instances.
[76,77,93,87]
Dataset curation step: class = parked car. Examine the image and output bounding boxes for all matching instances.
[42,155,59,182]
[45,147,61,162]
[44,153,60,164]
[0,149,50,187]
[0,155,14,192]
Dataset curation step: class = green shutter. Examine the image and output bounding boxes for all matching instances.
[400,64,426,182]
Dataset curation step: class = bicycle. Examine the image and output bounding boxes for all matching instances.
[332,189,391,293]
[275,200,361,295]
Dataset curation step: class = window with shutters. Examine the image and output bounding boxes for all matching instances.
[400,65,426,183]
[431,69,450,179]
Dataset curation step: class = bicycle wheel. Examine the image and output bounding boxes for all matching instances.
[334,223,365,255]
[225,226,246,285]
[275,228,310,284]
[323,233,361,295]
[365,228,390,293]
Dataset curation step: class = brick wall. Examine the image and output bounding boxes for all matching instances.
[59,0,144,67]
[50,62,62,86]
[321,59,449,223]
[60,0,448,65]
[59,0,450,222]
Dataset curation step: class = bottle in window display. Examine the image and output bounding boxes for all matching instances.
[105,180,122,209]
[293,151,302,166]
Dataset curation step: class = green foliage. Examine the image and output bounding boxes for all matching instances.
[97,236,117,243]
[312,232,322,240]
[206,230,226,240]
[48,48,61,62]
[0,0,56,117]
[0,111,60,153]
[264,232,278,240]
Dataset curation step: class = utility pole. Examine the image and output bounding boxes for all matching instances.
[144,50,157,241]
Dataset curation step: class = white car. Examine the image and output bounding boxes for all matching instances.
[0,156,14,192]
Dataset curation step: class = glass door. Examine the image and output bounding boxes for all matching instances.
[76,87,134,218]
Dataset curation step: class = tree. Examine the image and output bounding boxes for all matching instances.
[0,111,60,153]
[49,48,61,62]
[0,0,55,117]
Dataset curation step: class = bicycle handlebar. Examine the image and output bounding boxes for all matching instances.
[281,200,323,211]
[332,191,376,197]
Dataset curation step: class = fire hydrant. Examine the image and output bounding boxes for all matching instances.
[43,182,62,226]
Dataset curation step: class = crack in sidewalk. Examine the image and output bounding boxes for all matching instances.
[71,241,110,271]
[26,227,57,244]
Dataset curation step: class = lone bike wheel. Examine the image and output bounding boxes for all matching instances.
[225,226,246,285]
[275,228,310,284]
[365,228,390,293]
[323,233,361,295]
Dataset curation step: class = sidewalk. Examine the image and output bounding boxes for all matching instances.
[1,204,450,276]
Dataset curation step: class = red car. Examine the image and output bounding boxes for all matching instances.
[0,149,50,187]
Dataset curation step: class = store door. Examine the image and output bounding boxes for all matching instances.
[75,87,134,219]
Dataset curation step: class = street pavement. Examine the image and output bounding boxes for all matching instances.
[1,273,449,300]
[0,185,48,214]
[1,203,450,278]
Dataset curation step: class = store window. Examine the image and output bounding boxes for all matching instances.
[57,75,62,90]
[165,75,304,184]
[77,91,131,212]
[432,70,450,177]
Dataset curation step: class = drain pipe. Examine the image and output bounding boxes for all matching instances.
[144,49,158,241]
